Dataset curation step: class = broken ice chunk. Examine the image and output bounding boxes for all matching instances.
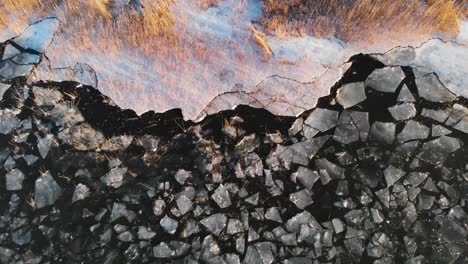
[432,125,451,137]
[176,195,193,215]
[365,66,405,93]
[369,122,396,145]
[397,121,430,143]
[289,189,313,209]
[315,158,345,181]
[72,183,90,203]
[110,202,136,223]
[438,217,467,242]
[279,135,331,167]
[336,82,367,108]
[37,134,54,158]
[388,103,416,121]
[227,218,244,234]
[174,169,191,185]
[34,171,61,209]
[384,165,405,187]
[332,218,344,234]
[397,84,415,102]
[138,226,156,240]
[289,118,303,136]
[407,172,428,187]
[415,74,456,103]
[292,166,320,190]
[160,215,178,234]
[4,18,59,58]
[11,226,32,246]
[200,213,227,236]
[212,184,232,208]
[0,110,20,135]
[417,136,461,165]
[304,108,339,132]
[333,111,359,144]
[5,169,25,191]
[101,167,127,188]
[245,192,259,205]
[153,199,166,216]
[265,207,283,223]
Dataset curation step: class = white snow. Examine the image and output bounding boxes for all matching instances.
[268,36,346,66]
[413,39,468,97]
[458,20,468,44]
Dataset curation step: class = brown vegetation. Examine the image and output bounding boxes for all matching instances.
[261,0,464,43]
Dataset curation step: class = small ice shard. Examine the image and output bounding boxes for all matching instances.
[304,108,339,132]
[336,82,367,108]
[34,171,61,209]
[5,169,25,191]
[389,103,416,121]
[365,67,405,93]
[200,213,227,236]
[160,215,178,234]
[72,183,90,203]
[211,184,232,208]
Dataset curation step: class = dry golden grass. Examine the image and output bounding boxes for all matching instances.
[261,0,464,43]
[196,0,221,10]
[250,25,274,59]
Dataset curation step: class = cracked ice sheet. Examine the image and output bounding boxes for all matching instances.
[3,18,59,59]
[413,39,468,97]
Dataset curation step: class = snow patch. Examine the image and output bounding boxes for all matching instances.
[268,36,346,66]
[458,20,468,44]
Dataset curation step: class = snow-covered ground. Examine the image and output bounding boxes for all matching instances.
[1,1,467,120]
